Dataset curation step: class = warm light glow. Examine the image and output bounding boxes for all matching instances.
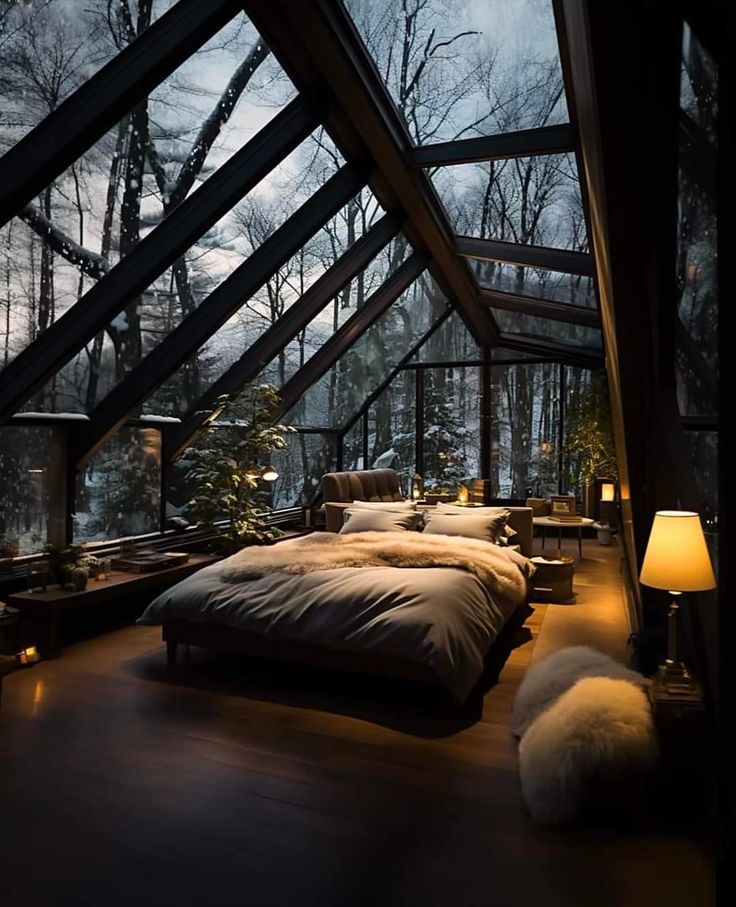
[245,466,261,479]
[457,484,469,504]
[639,511,716,593]
[600,483,615,502]
[17,645,41,665]
[261,466,279,482]
[27,468,44,475]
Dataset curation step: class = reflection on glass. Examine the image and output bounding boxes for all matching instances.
[682,430,718,574]
[345,0,567,145]
[0,426,66,555]
[493,309,601,349]
[269,433,337,509]
[367,371,416,494]
[471,259,596,308]
[423,367,480,489]
[342,420,365,471]
[74,426,161,540]
[680,23,717,142]
[416,311,481,361]
[432,155,587,251]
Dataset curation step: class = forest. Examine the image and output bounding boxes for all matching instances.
[0,0,601,550]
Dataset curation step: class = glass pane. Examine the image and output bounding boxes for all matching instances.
[493,309,602,349]
[676,25,717,418]
[0,425,66,555]
[490,362,563,497]
[2,10,298,382]
[345,0,567,145]
[341,420,365,471]
[432,155,587,251]
[145,181,375,416]
[74,426,162,540]
[284,270,449,428]
[415,311,481,361]
[470,259,596,308]
[367,370,416,494]
[422,366,481,492]
[20,130,342,414]
[269,433,337,509]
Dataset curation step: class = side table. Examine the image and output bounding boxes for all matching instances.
[530,556,575,602]
[532,516,594,559]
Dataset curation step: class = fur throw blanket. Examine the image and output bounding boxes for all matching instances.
[223,531,534,600]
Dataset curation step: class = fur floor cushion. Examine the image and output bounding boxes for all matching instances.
[511,645,646,739]
[518,676,657,825]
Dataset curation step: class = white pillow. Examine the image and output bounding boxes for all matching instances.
[435,502,508,515]
[350,499,416,511]
[339,509,424,534]
[422,510,510,543]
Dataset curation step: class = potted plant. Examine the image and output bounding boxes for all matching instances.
[563,371,618,518]
[42,542,98,589]
[184,384,294,554]
[424,485,458,505]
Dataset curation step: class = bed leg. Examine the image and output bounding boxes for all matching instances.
[166,640,178,670]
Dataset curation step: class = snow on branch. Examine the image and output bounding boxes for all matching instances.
[18,204,109,280]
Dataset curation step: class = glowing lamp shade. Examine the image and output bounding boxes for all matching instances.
[600,483,615,502]
[261,465,279,482]
[639,511,716,593]
[457,484,469,504]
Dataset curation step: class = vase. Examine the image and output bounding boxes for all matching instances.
[581,482,596,519]
[70,566,88,591]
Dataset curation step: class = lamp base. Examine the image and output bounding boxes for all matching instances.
[652,660,700,699]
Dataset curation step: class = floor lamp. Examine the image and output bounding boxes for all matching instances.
[639,510,716,692]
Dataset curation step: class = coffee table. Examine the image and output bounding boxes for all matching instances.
[7,554,217,658]
[532,516,594,559]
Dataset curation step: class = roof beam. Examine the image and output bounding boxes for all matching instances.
[168,212,400,457]
[0,0,244,228]
[409,124,576,168]
[245,0,495,344]
[0,98,318,426]
[496,333,603,368]
[273,252,428,422]
[479,288,601,327]
[73,163,367,466]
[456,235,594,276]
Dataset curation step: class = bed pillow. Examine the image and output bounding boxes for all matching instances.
[435,502,508,515]
[422,510,510,543]
[339,509,424,534]
[350,499,417,511]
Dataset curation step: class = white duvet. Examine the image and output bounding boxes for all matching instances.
[138,531,535,702]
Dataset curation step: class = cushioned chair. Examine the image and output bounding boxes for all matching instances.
[321,468,406,532]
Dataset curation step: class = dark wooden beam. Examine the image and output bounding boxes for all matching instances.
[74,164,366,466]
[0,98,318,426]
[245,0,495,345]
[479,288,601,327]
[496,333,604,369]
[168,213,399,457]
[456,235,594,276]
[409,124,576,168]
[0,0,243,228]
[272,252,428,422]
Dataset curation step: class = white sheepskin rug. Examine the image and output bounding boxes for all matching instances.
[518,676,657,825]
[511,645,646,739]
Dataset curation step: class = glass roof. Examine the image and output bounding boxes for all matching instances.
[470,259,596,308]
[345,0,568,145]
[493,309,602,350]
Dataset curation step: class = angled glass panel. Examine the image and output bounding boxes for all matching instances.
[367,370,415,493]
[74,425,162,541]
[676,24,717,418]
[284,271,448,429]
[432,155,587,251]
[0,424,67,555]
[19,131,342,414]
[342,419,365,471]
[423,366,481,490]
[345,0,567,145]
[415,311,480,361]
[494,310,602,349]
[490,362,563,498]
[269,432,337,509]
[471,259,596,308]
[1,10,297,373]
[144,184,377,416]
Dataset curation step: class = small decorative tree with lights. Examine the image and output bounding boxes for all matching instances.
[184,385,294,553]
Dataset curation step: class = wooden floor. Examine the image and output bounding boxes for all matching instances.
[0,538,713,906]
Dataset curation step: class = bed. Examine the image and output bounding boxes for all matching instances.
[138,510,535,703]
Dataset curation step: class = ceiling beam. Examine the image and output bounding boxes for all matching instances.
[479,288,601,327]
[168,212,400,458]
[0,98,318,426]
[408,124,577,168]
[495,333,604,368]
[73,163,366,466]
[456,235,594,276]
[0,0,244,228]
[245,0,496,345]
[272,252,428,422]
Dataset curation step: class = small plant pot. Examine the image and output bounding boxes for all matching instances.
[69,566,89,591]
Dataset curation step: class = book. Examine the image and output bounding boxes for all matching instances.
[548,515,583,523]
[111,550,190,572]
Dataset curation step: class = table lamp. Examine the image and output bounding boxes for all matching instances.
[639,510,716,690]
